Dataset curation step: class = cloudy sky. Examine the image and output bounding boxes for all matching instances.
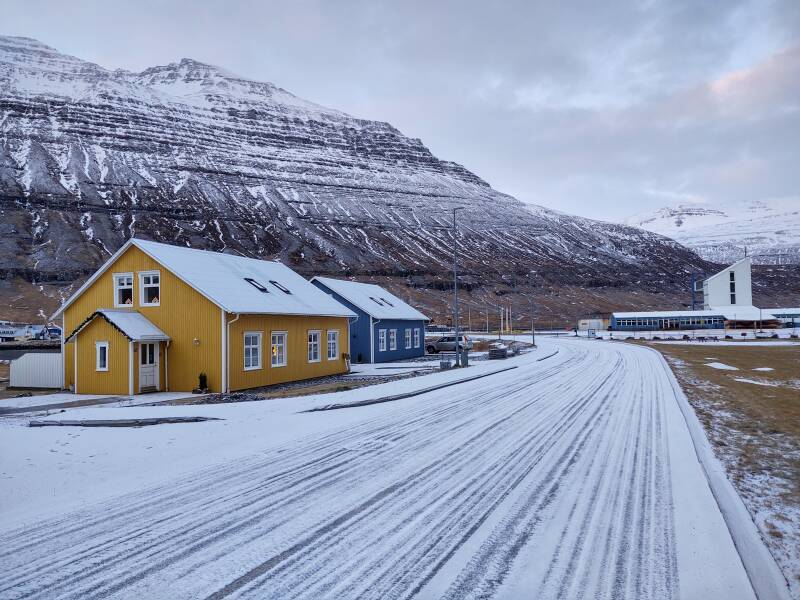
[4,0,799,220]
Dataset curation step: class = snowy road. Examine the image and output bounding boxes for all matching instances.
[0,339,760,599]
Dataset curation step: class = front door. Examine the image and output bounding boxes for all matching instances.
[139,342,158,392]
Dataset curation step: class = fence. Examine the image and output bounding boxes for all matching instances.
[10,353,62,389]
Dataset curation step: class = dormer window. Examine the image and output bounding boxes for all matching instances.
[270,280,292,294]
[140,271,160,306]
[113,273,134,307]
[245,278,269,293]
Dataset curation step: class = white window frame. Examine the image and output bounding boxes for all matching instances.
[405,329,412,349]
[327,330,339,360]
[139,270,161,307]
[379,329,387,352]
[414,328,421,348]
[271,331,287,368]
[308,330,321,363]
[113,272,134,307]
[243,331,263,371]
[389,329,397,351]
[95,341,109,371]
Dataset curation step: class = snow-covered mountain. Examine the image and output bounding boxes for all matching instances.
[2,35,794,320]
[626,199,800,265]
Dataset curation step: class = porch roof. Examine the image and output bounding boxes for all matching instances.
[65,310,170,343]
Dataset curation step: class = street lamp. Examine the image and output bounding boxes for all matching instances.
[452,207,464,366]
[529,270,536,347]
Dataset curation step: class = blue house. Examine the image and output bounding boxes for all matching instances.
[311,277,429,363]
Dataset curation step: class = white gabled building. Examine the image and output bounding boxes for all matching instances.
[703,257,753,310]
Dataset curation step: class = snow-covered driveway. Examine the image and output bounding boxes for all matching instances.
[0,339,761,599]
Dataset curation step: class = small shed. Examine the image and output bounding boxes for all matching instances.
[311,277,429,364]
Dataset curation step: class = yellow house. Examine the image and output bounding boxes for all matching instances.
[52,239,356,395]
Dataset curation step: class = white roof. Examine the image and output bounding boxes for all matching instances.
[312,276,429,321]
[53,239,356,318]
[613,306,779,321]
[710,306,777,321]
[613,310,724,319]
[768,307,800,315]
[66,309,169,342]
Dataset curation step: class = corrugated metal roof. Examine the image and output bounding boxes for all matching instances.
[132,240,356,317]
[53,239,357,319]
[312,277,429,321]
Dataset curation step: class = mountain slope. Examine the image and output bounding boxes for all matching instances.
[626,199,800,265]
[1,36,795,322]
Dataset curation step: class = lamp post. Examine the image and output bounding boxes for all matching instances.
[529,270,536,347]
[452,207,463,366]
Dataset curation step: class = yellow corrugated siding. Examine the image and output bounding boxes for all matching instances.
[227,314,350,392]
[63,245,223,393]
[73,318,129,395]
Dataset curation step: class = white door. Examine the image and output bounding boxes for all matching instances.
[139,342,158,392]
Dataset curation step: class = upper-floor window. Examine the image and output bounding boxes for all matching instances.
[729,272,735,282]
[139,271,160,306]
[730,293,736,304]
[113,273,133,307]
[327,330,339,360]
[308,330,321,363]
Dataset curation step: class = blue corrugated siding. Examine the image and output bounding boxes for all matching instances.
[372,319,426,362]
[610,315,725,331]
[311,280,425,363]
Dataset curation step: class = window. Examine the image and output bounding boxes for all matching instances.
[730,293,736,304]
[389,329,397,351]
[113,273,133,307]
[95,341,109,371]
[271,332,287,367]
[405,329,412,349]
[245,278,269,293]
[244,332,262,370]
[729,272,735,282]
[139,271,160,306]
[270,280,291,294]
[370,297,385,306]
[730,281,736,293]
[327,330,339,360]
[414,328,420,348]
[380,297,394,307]
[308,330,321,362]
[379,329,387,351]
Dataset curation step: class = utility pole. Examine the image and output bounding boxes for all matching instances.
[452,207,463,366]
[530,270,537,347]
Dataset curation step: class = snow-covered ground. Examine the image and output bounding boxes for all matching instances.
[0,338,785,599]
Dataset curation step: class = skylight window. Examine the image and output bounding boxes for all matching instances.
[245,278,269,293]
[369,296,385,306]
[380,297,394,307]
[270,280,292,294]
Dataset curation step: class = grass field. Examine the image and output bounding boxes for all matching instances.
[646,341,800,593]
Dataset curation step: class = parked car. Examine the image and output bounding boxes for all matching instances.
[426,335,473,354]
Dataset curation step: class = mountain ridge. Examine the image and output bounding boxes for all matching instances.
[1,35,797,322]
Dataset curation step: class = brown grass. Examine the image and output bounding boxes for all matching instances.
[643,341,800,518]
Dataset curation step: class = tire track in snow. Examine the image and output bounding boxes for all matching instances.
[0,340,751,599]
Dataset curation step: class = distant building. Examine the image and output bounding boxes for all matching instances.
[311,277,429,364]
[610,258,785,331]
